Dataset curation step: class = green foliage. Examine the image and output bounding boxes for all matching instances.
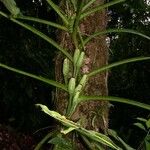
[0,0,20,16]
[46,0,68,25]
[145,135,150,150]
[0,0,150,149]
[79,95,150,110]
[134,118,150,150]
[0,63,67,91]
[35,131,58,150]
[108,129,135,150]
[17,15,68,31]
[80,0,126,19]
[108,0,150,147]
[36,104,120,150]
[0,0,56,132]
[48,135,74,150]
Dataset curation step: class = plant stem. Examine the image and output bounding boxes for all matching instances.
[72,1,84,49]
[66,96,73,117]
[78,27,85,50]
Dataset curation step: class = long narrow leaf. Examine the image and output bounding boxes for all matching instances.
[80,0,125,19]
[34,131,57,150]
[82,0,97,12]
[69,0,77,11]
[84,29,150,45]
[108,129,135,150]
[17,15,68,31]
[0,11,72,61]
[88,57,150,77]
[37,104,120,149]
[46,0,68,25]
[0,63,67,91]
[79,96,150,110]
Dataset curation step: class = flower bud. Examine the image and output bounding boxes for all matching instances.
[79,74,88,87]
[73,91,80,103]
[76,51,85,69]
[63,58,70,77]
[73,49,80,66]
[68,78,76,95]
[75,84,82,94]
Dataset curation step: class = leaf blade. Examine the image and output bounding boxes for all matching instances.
[17,15,68,31]
[88,57,150,77]
[0,11,72,61]
[0,63,67,91]
[84,29,150,45]
[79,95,150,110]
[81,0,125,19]
[37,104,120,149]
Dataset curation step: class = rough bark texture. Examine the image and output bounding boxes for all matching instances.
[55,0,109,134]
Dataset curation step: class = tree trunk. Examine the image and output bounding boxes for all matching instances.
[55,0,109,148]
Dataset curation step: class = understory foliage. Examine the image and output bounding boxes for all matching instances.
[0,0,150,149]
[108,0,150,148]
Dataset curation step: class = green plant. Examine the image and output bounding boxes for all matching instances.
[0,0,150,149]
[134,117,150,150]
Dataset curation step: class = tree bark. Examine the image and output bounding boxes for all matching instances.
[55,0,109,147]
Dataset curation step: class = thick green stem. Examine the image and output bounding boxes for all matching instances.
[66,95,73,117]
[72,1,84,49]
